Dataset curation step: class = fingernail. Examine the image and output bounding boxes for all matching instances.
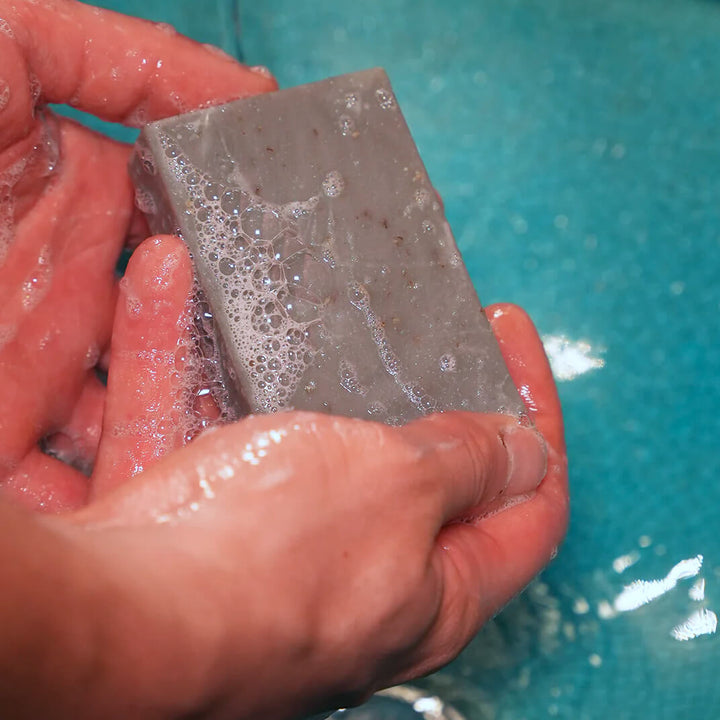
[500,426,547,496]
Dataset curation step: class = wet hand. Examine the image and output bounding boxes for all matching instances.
[0,0,275,509]
[54,236,569,719]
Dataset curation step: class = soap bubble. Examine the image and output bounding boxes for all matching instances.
[220,190,242,216]
[218,257,236,275]
[159,158,328,413]
[339,359,367,396]
[204,182,223,201]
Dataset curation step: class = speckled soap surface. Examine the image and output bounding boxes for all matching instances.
[90,0,720,717]
[131,70,523,422]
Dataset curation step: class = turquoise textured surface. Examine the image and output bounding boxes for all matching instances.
[82,1,720,718]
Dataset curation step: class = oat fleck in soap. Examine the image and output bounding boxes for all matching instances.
[129,69,525,424]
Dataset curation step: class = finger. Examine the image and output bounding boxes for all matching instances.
[0,125,122,468]
[400,412,548,527]
[487,302,566,453]
[2,0,276,139]
[91,235,194,499]
[41,371,106,475]
[0,447,89,513]
[405,304,568,677]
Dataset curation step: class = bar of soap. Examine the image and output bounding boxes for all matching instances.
[130,68,525,424]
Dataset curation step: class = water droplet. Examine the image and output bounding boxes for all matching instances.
[339,359,367,396]
[204,182,223,201]
[322,170,345,198]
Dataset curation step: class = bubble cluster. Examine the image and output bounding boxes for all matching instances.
[160,139,332,413]
[347,282,439,414]
[338,359,367,396]
[375,88,396,110]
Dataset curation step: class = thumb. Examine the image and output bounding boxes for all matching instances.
[400,412,547,529]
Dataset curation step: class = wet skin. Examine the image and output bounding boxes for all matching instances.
[0,2,568,719]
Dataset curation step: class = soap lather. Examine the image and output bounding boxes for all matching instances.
[129,68,525,424]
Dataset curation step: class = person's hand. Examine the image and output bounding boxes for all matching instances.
[0,4,568,717]
[0,0,276,510]
[12,234,565,720]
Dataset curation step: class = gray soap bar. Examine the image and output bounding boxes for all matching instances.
[130,68,525,424]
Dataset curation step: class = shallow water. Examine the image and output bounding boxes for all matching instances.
[89,0,720,717]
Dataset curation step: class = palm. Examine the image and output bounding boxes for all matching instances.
[0,0,275,510]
